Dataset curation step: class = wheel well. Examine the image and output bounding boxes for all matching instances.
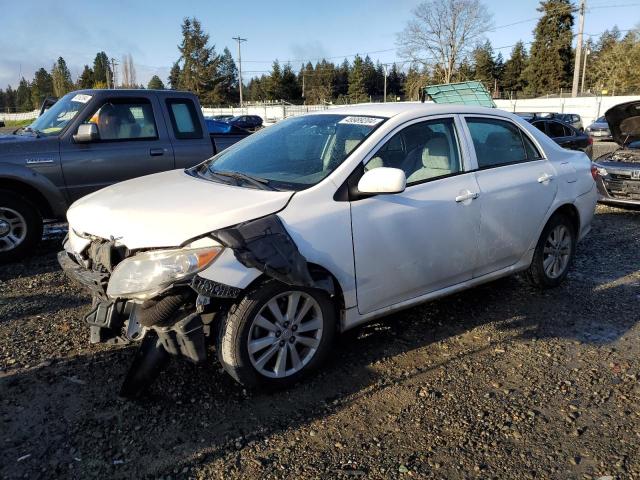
[552,203,580,235]
[0,179,54,219]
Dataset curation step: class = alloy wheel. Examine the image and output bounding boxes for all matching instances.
[0,207,27,252]
[247,291,323,378]
[542,225,572,279]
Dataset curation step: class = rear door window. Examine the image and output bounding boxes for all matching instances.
[166,98,203,139]
[547,121,567,138]
[465,117,530,168]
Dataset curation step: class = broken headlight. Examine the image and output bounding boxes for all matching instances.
[106,247,222,300]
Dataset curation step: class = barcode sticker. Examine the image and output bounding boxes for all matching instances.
[72,94,92,104]
[339,116,383,126]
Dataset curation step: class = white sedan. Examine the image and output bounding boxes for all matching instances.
[59,103,597,397]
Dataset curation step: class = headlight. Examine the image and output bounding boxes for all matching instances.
[107,247,222,300]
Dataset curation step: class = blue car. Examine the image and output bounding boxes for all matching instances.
[204,118,249,134]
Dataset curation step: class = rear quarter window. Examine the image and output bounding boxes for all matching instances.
[166,98,203,140]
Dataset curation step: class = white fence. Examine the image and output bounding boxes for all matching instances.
[494,95,640,127]
[0,110,39,122]
[4,95,640,127]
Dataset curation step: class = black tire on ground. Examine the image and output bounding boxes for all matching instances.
[0,189,43,264]
[526,212,576,289]
[217,280,336,389]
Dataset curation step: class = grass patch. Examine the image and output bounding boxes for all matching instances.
[3,118,35,127]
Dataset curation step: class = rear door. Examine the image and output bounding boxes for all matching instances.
[163,97,214,169]
[60,95,174,201]
[461,116,558,277]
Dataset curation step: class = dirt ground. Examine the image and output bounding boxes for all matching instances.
[1,205,639,480]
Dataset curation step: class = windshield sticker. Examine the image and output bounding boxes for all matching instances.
[338,116,383,126]
[71,94,92,104]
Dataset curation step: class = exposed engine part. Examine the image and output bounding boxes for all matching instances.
[119,334,171,399]
[84,300,131,344]
[154,313,207,364]
[86,238,128,273]
[607,149,640,163]
[191,276,243,299]
[137,289,194,327]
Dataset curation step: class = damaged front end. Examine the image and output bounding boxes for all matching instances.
[59,214,323,398]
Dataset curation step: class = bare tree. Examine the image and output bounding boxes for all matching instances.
[397,0,492,84]
[120,54,137,88]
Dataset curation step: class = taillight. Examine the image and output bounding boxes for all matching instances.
[590,164,599,181]
[587,136,593,145]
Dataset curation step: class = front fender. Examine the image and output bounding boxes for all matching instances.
[0,162,69,218]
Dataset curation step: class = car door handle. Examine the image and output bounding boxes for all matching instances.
[455,191,479,203]
[149,148,165,156]
[537,173,554,183]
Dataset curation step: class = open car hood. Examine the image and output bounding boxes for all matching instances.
[67,169,294,250]
[605,100,640,146]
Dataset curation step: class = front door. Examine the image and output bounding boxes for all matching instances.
[462,116,558,277]
[60,96,174,202]
[350,116,481,315]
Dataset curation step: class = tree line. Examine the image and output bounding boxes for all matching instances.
[2,1,640,112]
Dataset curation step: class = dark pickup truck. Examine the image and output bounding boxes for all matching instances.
[0,89,250,262]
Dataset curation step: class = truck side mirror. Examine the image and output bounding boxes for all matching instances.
[73,123,100,143]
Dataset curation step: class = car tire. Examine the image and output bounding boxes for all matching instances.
[526,212,576,289]
[217,280,336,389]
[0,190,43,264]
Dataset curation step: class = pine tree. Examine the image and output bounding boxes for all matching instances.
[52,57,73,97]
[31,68,54,108]
[333,59,350,99]
[4,86,16,112]
[267,60,283,100]
[16,78,32,111]
[523,0,574,95]
[217,47,239,104]
[361,55,377,98]
[77,65,94,89]
[386,63,405,99]
[473,40,496,87]
[168,62,181,89]
[92,51,113,88]
[147,75,165,90]
[280,64,301,102]
[348,55,367,102]
[502,41,528,93]
[177,17,220,104]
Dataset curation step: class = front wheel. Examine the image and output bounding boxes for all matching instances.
[526,213,576,288]
[0,190,43,264]
[217,280,336,389]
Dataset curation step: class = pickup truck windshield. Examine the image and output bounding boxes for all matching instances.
[201,114,384,190]
[28,92,90,137]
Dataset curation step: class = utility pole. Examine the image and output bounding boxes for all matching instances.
[109,58,119,89]
[232,36,247,107]
[383,64,388,103]
[571,0,586,97]
[581,47,590,94]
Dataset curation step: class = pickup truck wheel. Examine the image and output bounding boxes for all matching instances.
[526,213,576,289]
[217,280,336,389]
[0,190,43,264]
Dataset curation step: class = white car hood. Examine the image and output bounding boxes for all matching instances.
[67,169,294,250]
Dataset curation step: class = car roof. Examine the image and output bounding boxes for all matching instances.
[319,102,513,120]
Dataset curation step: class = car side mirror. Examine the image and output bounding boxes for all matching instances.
[73,123,99,143]
[357,167,406,195]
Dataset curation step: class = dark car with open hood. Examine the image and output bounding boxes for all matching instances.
[591,100,640,208]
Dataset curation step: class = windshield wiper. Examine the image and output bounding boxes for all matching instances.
[17,126,40,138]
[209,170,277,191]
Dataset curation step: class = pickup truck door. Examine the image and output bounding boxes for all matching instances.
[163,97,215,169]
[59,95,175,202]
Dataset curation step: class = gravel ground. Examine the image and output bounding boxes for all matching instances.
[1,205,639,480]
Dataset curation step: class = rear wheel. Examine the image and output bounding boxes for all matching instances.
[526,213,576,288]
[0,190,43,264]
[217,280,336,389]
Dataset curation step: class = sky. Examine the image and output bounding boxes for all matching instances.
[1,0,639,90]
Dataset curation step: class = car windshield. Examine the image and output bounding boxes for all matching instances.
[28,92,90,137]
[199,114,384,190]
[596,116,606,123]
